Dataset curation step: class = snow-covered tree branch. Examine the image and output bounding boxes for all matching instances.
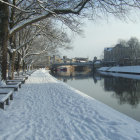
[1,0,140,80]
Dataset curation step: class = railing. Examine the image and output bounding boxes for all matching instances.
[52,62,93,67]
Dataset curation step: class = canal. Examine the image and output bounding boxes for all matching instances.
[52,71,140,122]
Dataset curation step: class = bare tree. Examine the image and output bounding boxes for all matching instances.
[127,37,140,60]
[1,0,140,80]
[23,21,72,68]
[0,0,9,80]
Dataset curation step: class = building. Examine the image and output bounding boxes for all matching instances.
[74,57,89,63]
[104,43,140,66]
[104,47,113,62]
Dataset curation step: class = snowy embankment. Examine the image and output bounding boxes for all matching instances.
[0,69,140,140]
[99,71,140,80]
[98,66,140,74]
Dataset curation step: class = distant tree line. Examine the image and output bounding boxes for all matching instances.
[104,37,140,66]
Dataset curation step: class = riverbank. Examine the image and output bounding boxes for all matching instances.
[98,66,140,74]
[0,69,140,139]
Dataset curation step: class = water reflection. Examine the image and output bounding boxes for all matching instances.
[101,74,140,107]
[52,71,140,107]
[52,71,140,121]
[52,71,93,82]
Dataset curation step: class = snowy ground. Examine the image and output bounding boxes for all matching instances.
[0,69,140,140]
[99,71,140,80]
[98,66,140,74]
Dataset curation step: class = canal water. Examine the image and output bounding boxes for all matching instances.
[52,71,140,122]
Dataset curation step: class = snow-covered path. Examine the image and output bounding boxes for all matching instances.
[0,69,140,140]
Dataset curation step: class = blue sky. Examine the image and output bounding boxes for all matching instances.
[63,16,140,60]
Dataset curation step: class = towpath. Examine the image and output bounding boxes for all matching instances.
[0,69,140,140]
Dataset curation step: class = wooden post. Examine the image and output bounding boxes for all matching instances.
[19,84,21,88]
[0,102,4,109]
[15,87,18,91]
[10,94,13,100]
[6,98,9,105]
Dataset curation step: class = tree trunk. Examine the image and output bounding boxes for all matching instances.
[8,0,16,79]
[0,1,9,80]
[11,51,16,79]
[8,53,12,79]
[23,60,26,73]
[9,35,16,79]
[17,52,21,76]
[8,51,16,79]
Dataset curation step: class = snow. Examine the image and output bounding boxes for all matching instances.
[99,71,140,80]
[98,66,140,74]
[0,69,140,140]
[98,67,110,71]
[10,14,49,36]
[109,66,140,73]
